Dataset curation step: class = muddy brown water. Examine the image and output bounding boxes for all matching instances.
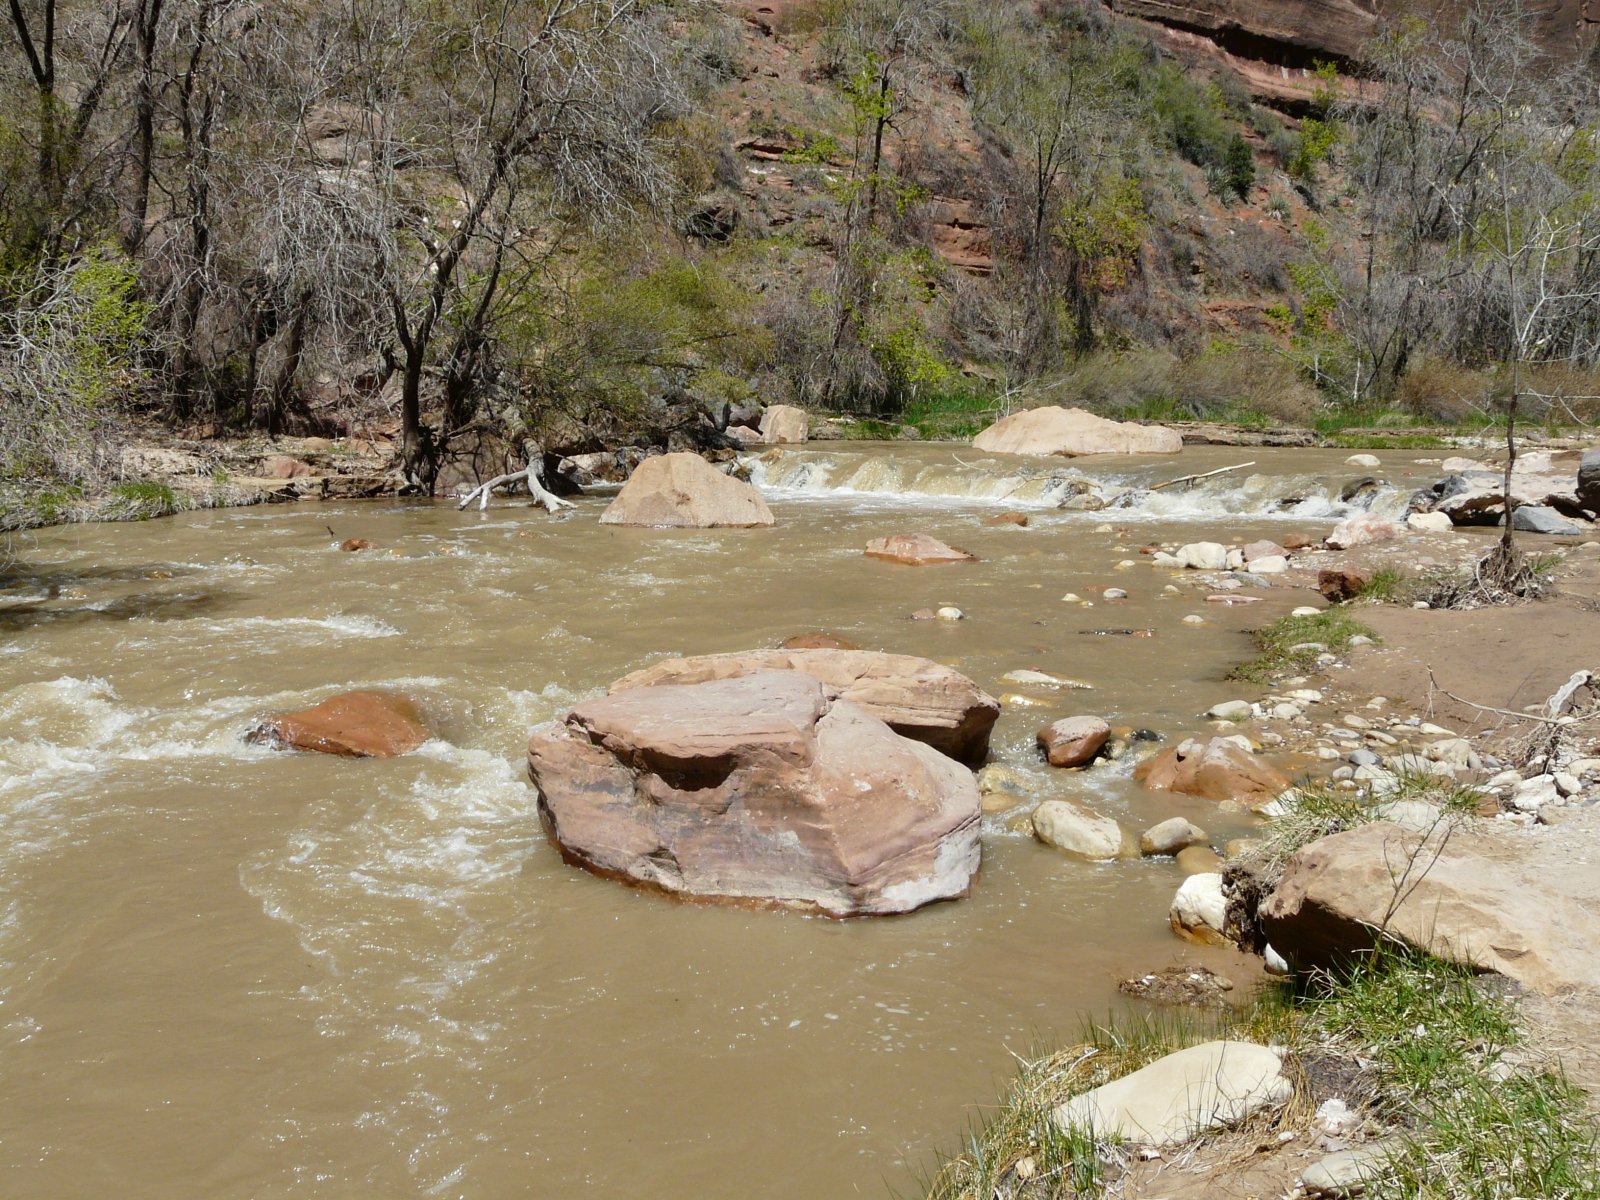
[0,445,1448,1199]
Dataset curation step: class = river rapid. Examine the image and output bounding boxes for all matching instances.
[0,444,1441,1199]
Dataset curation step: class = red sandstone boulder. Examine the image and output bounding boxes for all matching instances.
[598,452,775,528]
[527,671,982,915]
[1134,736,1289,809]
[863,533,976,565]
[781,631,862,651]
[251,690,429,758]
[609,648,999,766]
[1037,716,1111,768]
[1317,568,1369,603]
[340,538,375,552]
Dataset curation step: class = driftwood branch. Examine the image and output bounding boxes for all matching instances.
[1426,667,1597,727]
[1150,461,1256,491]
[457,443,575,514]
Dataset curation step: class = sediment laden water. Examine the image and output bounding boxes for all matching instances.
[0,445,1464,1199]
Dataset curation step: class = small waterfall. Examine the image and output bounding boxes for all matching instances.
[745,446,1423,522]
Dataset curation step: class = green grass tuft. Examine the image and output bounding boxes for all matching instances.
[1230,609,1378,682]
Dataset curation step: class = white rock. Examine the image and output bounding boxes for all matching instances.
[1427,738,1474,768]
[1170,873,1229,945]
[1176,542,1229,570]
[1182,614,1205,625]
[936,606,965,620]
[1264,944,1291,975]
[1314,1097,1358,1138]
[1407,510,1454,533]
[1270,703,1303,721]
[1301,1140,1399,1197]
[1103,587,1128,600]
[1208,700,1253,721]
[1140,817,1209,856]
[1345,453,1381,468]
[1292,606,1321,617]
[1287,689,1323,703]
[1554,772,1581,797]
[1225,548,1245,569]
[1511,776,1559,812]
[1052,1041,1290,1146]
[1327,513,1399,550]
[1372,799,1448,833]
[1152,552,1181,566]
[1032,799,1127,859]
[1250,555,1289,573]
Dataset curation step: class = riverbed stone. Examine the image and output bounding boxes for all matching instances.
[758,404,808,444]
[1260,820,1600,993]
[1407,510,1454,533]
[1175,541,1229,570]
[1170,872,1230,944]
[863,533,977,565]
[1302,1140,1400,1197]
[1052,1041,1291,1146]
[609,648,1000,766]
[972,406,1182,457]
[1241,539,1287,562]
[1177,845,1223,874]
[1032,799,1129,859]
[1134,736,1291,809]
[1326,513,1399,550]
[1318,568,1370,602]
[1141,817,1209,856]
[252,690,430,758]
[599,452,775,527]
[1208,699,1253,721]
[1036,716,1111,767]
[528,671,981,916]
[1506,504,1584,536]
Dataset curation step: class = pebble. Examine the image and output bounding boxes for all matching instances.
[1342,714,1370,729]
[1349,748,1381,767]
[1060,593,1082,602]
[1103,588,1128,600]
[1287,689,1323,703]
[936,606,965,620]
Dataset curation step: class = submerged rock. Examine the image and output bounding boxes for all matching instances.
[972,406,1182,457]
[863,533,976,565]
[598,452,775,528]
[1032,798,1130,859]
[251,690,430,758]
[527,671,981,915]
[609,648,999,766]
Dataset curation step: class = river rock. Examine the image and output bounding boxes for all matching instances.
[1170,872,1230,944]
[863,533,976,565]
[1208,699,1252,721]
[758,404,808,444]
[1318,568,1369,602]
[781,631,862,651]
[1506,504,1584,535]
[1249,555,1288,574]
[1406,510,1453,533]
[1260,821,1600,993]
[1135,736,1290,808]
[527,671,980,915]
[984,511,1030,527]
[251,690,430,758]
[1032,799,1130,859]
[1345,453,1381,468]
[1242,539,1287,562]
[1176,541,1229,570]
[1326,512,1398,549]
[1302,1140,1400,1197]
[1177,845,1223,874]
[1141,816,1208,856]
[1036,716,1111,767]
[599,453,775,527]
[1052,1041,1290,1146]
[1579,450,1600,511]
[609,648,999,766]
[972,406,1182,457]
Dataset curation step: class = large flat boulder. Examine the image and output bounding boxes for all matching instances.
[598,452,775,527]
[1260,821,1600,994]
[250,690,429,758]
[758,404,808,444]
[1134,736,1290,809]
[609,648,999,766]
[1433,451,1584,524]
[527,671,981,915]
[1052,1040,1291,1146]
[863,533,976,565]
[972,406,1182,457]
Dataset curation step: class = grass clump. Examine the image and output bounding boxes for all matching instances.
[107,479,179,520]
[900,387,999,441]
[1354,566,1408,603]
[1230,609,1377,682]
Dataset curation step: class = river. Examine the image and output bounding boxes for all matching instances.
[0,444,1438,1199]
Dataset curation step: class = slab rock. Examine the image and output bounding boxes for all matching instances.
[609,648,999,767]
[863,533,976,565]
[972,406,1182,457]
[251,690,430,758]
[1135,736,1291,809]
[1052,1041,1291,1146]
[598,452,775,528]
[526,670,981,915]
[1260,821,1600,994]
